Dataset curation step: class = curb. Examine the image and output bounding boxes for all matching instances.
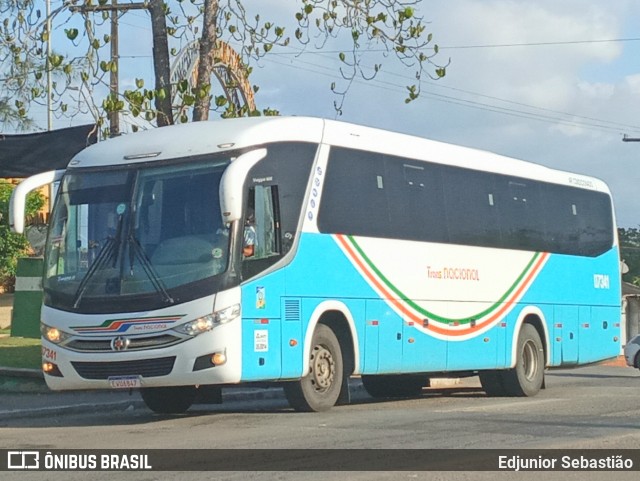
[0,367,48,394]
[598,355,627,368]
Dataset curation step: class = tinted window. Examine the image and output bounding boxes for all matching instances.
[317,148,390,238]
[318,146,613,256]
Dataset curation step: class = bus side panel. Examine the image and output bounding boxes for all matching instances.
[241,317,282,381]
[525,249,621,364]
[403,307,447,372]
[446,318,503,371]
[580,305,620,364]
[554,305,579,365]
[364,299,404,374]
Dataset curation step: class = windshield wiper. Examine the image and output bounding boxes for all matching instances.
[72,236,119,309]
[128,235,175,305]
[72,213,125,309]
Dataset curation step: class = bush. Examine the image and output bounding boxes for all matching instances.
[0,181,45,292]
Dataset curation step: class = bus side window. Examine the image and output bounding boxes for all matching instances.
[242,185,281,278]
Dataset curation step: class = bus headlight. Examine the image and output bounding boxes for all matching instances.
[213,304,241,324]
[174,304,240,337]
[40,323,71,345]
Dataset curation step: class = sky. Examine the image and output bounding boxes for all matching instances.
[29,0,640,227]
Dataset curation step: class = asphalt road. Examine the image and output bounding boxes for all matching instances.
[0,365,639,481]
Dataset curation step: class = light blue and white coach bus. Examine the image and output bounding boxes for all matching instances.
[11,117,621,413]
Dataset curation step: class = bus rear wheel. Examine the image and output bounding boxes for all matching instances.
[141,385,197,414]
[503,323,545,397]
[361,374,427,398]
[284,324,343,412]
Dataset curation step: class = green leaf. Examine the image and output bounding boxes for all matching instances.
[65,28,78,41]
[50,55,63,68]
[136,78,144,89]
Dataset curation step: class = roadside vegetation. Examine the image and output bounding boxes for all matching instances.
[0,335,40,370]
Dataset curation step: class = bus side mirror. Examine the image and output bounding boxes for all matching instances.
[219,148,267,223]
[10,169,65,234]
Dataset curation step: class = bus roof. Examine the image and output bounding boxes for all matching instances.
[68,116,610,193]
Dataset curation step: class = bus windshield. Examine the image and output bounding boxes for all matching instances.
[44,155,232,313]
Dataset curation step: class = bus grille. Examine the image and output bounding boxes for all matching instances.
[71,357,176,380]
[65,334,185,352]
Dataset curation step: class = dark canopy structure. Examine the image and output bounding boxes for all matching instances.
[0,124,97,177]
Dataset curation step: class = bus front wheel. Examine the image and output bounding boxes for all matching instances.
[141,385,197,414]
[284,324,343,412]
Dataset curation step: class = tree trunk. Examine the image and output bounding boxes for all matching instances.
[148,0,174,127]
[193,0,219,122]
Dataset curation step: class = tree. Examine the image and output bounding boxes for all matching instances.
[0,1,447,134]
[619,227,640,287]
[0,181,44,291]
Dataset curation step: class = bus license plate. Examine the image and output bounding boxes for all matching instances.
[108,376,141,389]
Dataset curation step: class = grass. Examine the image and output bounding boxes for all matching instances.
[0,335,41,370]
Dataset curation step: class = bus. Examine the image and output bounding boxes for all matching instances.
[10,116,621,414]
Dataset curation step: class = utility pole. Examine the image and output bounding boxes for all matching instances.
[70,1,153,136]
[109,0,120,136]
[46,0,52,131]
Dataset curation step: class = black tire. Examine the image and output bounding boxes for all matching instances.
[479,370,508,397]
[284,324,343,412]
[141,385,197,414]
[362,374,427,398]
[502,324,545,397]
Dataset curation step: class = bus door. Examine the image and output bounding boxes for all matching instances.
[240,184,285,381]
